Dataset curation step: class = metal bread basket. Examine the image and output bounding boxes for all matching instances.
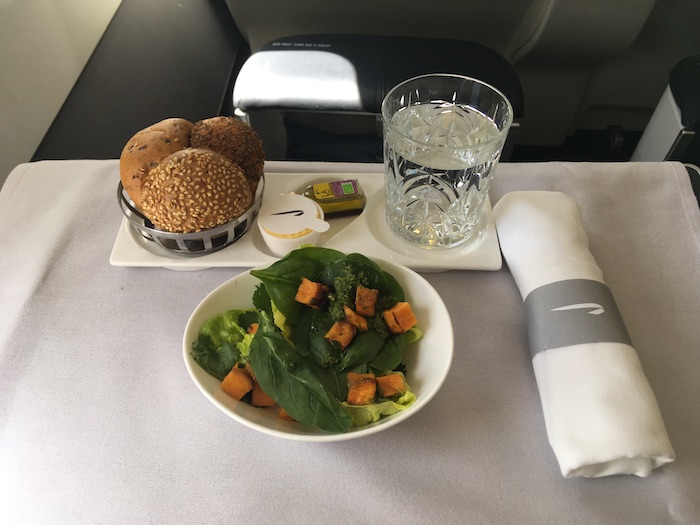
[118,176,264,257]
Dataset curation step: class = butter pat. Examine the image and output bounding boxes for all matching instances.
[257,193,329,257]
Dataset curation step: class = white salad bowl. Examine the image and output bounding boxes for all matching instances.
[182,257,453,442]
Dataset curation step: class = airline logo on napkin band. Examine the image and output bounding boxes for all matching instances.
[550,303,605,315]
[523,279,632,356]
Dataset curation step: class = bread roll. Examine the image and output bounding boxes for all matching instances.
[191,116,265,193]
[140,148,253,233]
[119,118,193,208]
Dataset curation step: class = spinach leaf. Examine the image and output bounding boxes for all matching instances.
[382,267,405,302]
[250,312,352,432]
[369,332,407,373]
[237,310,260,332]
[295,308,340,368]
[338,329,387,371]
[319,254,391,294]
[293,308,313,357]
[251,247,345,324]
[308,321,340,369]
[252,283,272,318]
[308,359,347,400]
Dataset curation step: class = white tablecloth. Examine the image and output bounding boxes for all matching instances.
[1,159,699,524]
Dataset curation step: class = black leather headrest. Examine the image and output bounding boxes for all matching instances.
[670,55,700,130]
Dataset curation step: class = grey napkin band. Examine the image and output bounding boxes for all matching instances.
[523,279,632,357]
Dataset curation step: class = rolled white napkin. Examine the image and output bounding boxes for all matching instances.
[493,191,675,478]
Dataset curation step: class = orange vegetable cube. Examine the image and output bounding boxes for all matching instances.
[343,305,368,332]
[325,320,357,350]
[244,363,256,381]
[278,407,296,421]
[383,302,418,334]
[251,381,277,407]
[247,322,259,335]
[221,366,254,401]
[376,373,407,397]
[346,372,377,406]
[355,285,379,317]
[295,277,330,309]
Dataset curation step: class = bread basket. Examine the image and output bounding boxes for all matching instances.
[117,176,264,257]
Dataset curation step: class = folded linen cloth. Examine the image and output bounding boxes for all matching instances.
[492,191,675,478]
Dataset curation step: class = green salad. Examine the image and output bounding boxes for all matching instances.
[191,246,422,432]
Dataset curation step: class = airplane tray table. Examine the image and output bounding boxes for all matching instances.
[1,159,699,525]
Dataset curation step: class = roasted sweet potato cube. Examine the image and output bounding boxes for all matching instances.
[343,305,368,332]
[251,381,277,407]
[278,406,296,421]
[383,312,402,334]
[355,285,379,317]
[347,372,377,406]
[244,362,256,381]
[295,277,330,309]
[247,322,259,335]
[221,366,254,401]
[376,373,407,397]
[325,320,357,350]
[383,302,418,334]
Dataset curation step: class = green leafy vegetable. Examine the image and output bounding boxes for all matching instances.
[369,332,407,373]
[250,247,345,324]
[193,247,422,432]
[341,389,417,427]
[305,310,340,368]
[191,309,257,380]
[249,312,352,432]
[338,329,386,371]
[252,284,272,318]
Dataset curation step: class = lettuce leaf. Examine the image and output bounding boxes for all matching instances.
[190,309,257,380]
[341,388,417,427]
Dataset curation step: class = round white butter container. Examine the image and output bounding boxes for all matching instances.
[257,193,329,257]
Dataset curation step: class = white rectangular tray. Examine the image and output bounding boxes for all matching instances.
[109,172,502,272]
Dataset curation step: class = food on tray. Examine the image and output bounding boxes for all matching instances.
[300,179,366,215]
[256,193,328,257]
[221,366,254,401]
[355,285,379,317]
[376,372,407,397]
[191,116,265,194]
[140,148,253,233]
[119,115,264,232]
[383,302,418,334]
[325,319,356,350]
[119,118,193,209]
[347,372,377,406]
[190,247,423,432]
[294,277,330,309]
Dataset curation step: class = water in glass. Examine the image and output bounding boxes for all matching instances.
[384,102,504,248]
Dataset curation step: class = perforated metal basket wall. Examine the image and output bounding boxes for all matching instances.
[118,176,264,257]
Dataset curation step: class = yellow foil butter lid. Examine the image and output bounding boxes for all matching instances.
[300,179,366,215]
[257,193,330,256]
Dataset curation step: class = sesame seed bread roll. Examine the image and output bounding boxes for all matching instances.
[119,118,194,209]
[190,116,265,194]
[140,148,253,233]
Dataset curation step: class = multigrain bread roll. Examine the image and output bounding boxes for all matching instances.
[119,118,194,209]
[191,116,265,193]
[140,148,254,233]
[119,116,265,233]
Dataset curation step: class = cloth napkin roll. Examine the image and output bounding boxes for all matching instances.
[492,191,675,478]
